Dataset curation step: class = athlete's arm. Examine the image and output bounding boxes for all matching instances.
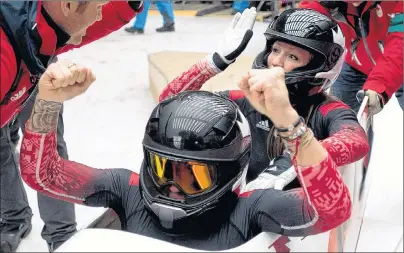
[159,8,256,102]
[20,98,138,207]
[319,101,370,166]
[247,153,351,236]
[158,57,222,102]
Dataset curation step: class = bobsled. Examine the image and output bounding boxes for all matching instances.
[56,98,396,252]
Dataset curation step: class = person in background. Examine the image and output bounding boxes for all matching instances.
[232,0,250,15]
[125,1,175,34]
[299,1,403,114]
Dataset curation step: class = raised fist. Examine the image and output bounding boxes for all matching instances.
[37,59,96,103]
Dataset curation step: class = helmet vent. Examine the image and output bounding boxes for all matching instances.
[173,93,233,133]
[283,10,330,38]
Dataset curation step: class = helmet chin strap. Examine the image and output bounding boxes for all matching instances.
[150,203,187,229]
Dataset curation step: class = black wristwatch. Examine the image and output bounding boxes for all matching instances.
[128,1,143,11]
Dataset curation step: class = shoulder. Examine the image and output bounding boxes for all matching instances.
[316,97,352,118]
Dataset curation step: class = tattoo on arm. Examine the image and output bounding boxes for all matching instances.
[29,99,62,133]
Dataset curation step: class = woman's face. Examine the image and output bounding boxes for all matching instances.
[266,41,312,73]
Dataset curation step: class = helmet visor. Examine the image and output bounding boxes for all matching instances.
[146,150,217,195]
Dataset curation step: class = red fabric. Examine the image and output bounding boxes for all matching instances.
[20,130,104,204]
[0,29,31,127]
[318,101,350,117]
[299,1,403,99]
[228,90,246,100]
[320,126,369,167]
[129,172,140,186]
[35,1,57,56]
[0,1,139,127]
[159,58,220,102]
[292,154,352,233]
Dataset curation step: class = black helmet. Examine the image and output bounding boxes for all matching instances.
[140,91,251,233]
[253,8,346,100]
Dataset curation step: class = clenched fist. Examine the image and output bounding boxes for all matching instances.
[240,67,299,128]
[37,60,96,103]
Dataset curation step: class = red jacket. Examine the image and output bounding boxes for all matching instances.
[0,1,142,128]
[299,1,403,103]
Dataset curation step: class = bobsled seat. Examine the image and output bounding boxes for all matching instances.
[148,51,254,102]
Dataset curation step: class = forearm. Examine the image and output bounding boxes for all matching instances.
[320,126,370,166]
[159,56,221,101]
[275,109,326,167]
[22,99,102,204]
[28,98,62,133]
[291,155,352,235]
[279,123,352,233]
[21,104,111,205]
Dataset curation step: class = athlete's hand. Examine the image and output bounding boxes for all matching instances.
[37,60,96,103]
[238,74,267,115]
[247,67,299,128]
[212,7,257,71]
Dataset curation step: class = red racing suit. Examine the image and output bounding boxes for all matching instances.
[0,1,143,128]
[299,1,403,103]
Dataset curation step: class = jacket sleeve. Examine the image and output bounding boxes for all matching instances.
[318,101,370,167]
[0,28,17,105]
[362,4,403,101]
[20,127,138,208]
[250,153,352,236]
[57,1,142,54]
[158,56,222,102]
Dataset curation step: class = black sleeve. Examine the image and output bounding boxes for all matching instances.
[248,189,317,236]
[83,169,136,209]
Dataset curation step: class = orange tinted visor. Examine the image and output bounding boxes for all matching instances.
[147,152,216,195]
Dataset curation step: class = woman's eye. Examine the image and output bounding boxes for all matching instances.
[289,55,298,61]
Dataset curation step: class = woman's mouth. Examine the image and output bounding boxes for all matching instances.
[168,185,185,200]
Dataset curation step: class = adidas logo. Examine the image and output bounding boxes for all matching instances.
[256,120,270,131]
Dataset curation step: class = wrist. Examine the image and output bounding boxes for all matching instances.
[37,93,63,104]
[211,52,233,71]
[270,108,299,129]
